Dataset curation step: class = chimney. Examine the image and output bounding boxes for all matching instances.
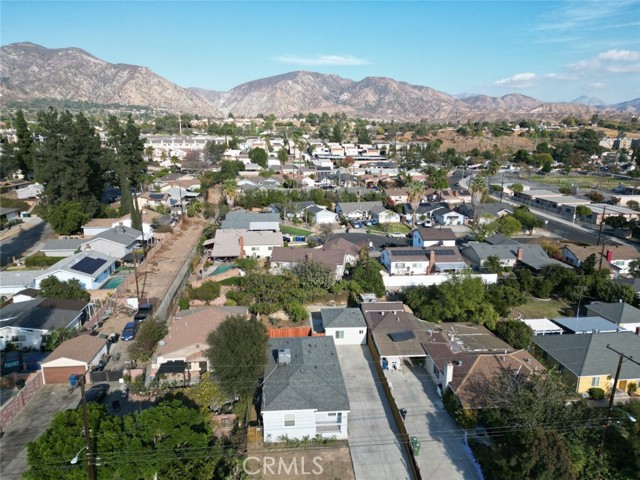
[429,250,436,274]
[238,236,245,258]
[516,248,524,260]
[444,361,454,389]
[606,250,613,263]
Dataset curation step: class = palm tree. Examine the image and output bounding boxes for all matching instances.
[469,175,487,224]
[406,180,424,227]
[222,179,237,206]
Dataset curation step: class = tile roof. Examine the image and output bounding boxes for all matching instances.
[262,336,350,412]
[43,335,107,364]
[156,306,249,358]
[534,332,640,379]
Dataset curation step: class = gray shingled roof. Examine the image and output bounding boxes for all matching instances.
[220,211,280,229]
[533,332,640,378]
[262,337,350,412]
[551,316,621,333]
[88,225,142,246]
[320,308,366,329]
[585,302,640,326]
[42,238,84,251]
[0,297,89,331]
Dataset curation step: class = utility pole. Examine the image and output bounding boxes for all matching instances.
[599,239,607,271]
[78,375,96,480]
[596,205,607,246]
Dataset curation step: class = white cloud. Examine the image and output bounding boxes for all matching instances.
[587,82,606,90]
[536,0,639,31]
[569,49,640,73]
[494,72,566,89]
[275,54,368,66]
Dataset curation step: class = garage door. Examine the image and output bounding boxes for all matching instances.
[42,366,86,385]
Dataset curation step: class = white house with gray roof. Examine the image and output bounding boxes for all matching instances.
[312,308,367,345]
[261,336,350,442]
[335,201,381,220]
[80,225,142,260]
[461,242,566,271]
[220,210,280,231]
[41,238,84,257]
[585,301,640,334]
[34,250,117,290]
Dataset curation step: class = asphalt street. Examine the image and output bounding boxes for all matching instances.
[0,219,53,266]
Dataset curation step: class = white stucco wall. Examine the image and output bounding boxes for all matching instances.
[83,239,130,259]
[242,244,276,259]
[326,327,367,345]
[263,409,348,441]
[383,273,498,289]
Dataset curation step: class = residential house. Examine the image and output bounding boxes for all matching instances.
[237,176,283,191]
[434,208,466,226]
[41,238,84,258]
[310,308,367,345]
[0,270,41,297]
[10,288,39,303]
[81,214,154,238]
[369,205,401,224]
[220,210,280,231]
[461,243,566,271]
[270,247,352,281]
[361,302,435,370]
[520,318,565,336]
[411,227,457,248]
[335,201,381,221]
[151,306,249,384]
[137,192,171,210]
[380,247,468,276]
[15,183,44,200]
[322,237,361,263]
[34,250,117,290]
[385,188,409,207]
[79,225,142,260]
[307,205,339,225]
[268,201,316,221]
[439,188,472,207]
[207,229,283,260]
[560,244,640,275]
[261,336,350,441]
[585,302,640,334]
[0,207,20,224]
[421,323,544,407]
[550,316,622,334]
[0,298,92,351]
[457,203,513,225]
[40,335,108,384]
[614,277,640,297]
[533,332,640,394]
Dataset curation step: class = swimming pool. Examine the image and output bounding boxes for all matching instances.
[102,276,125,289]
[210,264,237,276]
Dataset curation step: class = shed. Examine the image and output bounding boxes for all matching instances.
[40,335,108,384]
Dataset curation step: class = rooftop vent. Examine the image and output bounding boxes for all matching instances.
[454,360,463,367]
[277,349,291,366]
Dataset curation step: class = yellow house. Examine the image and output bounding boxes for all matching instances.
[533,332,640,394]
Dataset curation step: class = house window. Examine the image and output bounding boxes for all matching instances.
[284,414,295,427]
[396,263,405,268]
[251,247,259,251]
[359,330,364,334]
[591,377,600,387]
[335,331,345,339]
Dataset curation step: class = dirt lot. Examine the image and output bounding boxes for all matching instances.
[245,442,355,480]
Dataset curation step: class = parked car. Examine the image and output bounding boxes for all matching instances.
[85,384,110,403]
[387,231,405,238]
[121,322,138,341]
[423,219,433,227]
[134,303,153,322]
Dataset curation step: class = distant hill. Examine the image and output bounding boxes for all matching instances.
[0,42,222,116]
[571,96,607,107]
[2,42,637,121]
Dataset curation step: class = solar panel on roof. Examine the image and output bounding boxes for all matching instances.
[389,331,416,342]
[71,257,107,274]
[392,250,426,257]
[436,249,456,256]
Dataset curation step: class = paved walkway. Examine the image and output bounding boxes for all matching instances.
[336,345,413,480]
[389,363,481,480]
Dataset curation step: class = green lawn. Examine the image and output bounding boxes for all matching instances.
[218,277,241,286]
[532,174,624,190]
[280,225,313,236]
[367,223,411,235]
[511,297,570,319]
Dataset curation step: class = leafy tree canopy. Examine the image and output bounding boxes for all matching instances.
[38,277,90,302]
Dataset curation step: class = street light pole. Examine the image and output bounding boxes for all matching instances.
[77,375,96,480]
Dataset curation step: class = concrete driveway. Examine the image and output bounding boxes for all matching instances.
[336,345,413,480]
[389,363,480,480]
[0,384,81,478]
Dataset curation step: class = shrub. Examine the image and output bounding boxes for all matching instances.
[588,387,605,400]
[285,301,308,323]
[442,386,478,429]
[188,281,221,305]
[25,254,65,268]
[628,382,637,394]
[178,296,190,310]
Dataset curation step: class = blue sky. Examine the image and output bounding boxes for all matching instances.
[2,0,639,104]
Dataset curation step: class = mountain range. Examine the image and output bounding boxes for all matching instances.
[1,42,638,122]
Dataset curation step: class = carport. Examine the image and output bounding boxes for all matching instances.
[40,335,108,384]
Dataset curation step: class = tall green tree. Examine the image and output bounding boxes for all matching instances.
[4,110,35,177]
[38,277,90,301]
[206,315,268,399]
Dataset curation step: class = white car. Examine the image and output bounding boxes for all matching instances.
[423,219,433,227]
[388,232,405,238]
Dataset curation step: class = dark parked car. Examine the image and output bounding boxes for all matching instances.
[121,322,138,341]
[85,384,110,403]
[134,303,153,322]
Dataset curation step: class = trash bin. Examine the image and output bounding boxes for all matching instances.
[411,436,421,455]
